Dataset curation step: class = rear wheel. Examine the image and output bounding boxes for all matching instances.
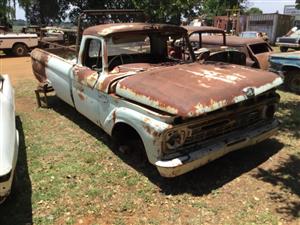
[12,43,28,56]
[280,47,288,52]
[286,71,300,94]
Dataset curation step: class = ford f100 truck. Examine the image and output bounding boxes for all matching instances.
[31,22,283,177]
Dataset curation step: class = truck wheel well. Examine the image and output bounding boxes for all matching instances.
[12,42,28,49]
[112,122,147,159]
[112,123,143,145]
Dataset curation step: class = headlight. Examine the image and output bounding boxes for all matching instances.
[276,38,280,43]
[164,128,192,151]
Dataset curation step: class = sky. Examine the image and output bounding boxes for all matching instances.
[15,0,297,20]
[247,0,296,13]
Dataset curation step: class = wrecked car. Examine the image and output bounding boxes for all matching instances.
[0,74,19,203]
[31,22,283,177]
[201,35,273,70]
[269,51,300,94]
[183,26,246,65]
[276,29,300,52]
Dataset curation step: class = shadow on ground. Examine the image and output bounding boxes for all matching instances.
[48,96,284,197]
[253,154,300,219]
[277,99,300,139]
[0,117,32,225]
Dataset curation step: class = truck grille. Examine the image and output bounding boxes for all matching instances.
[179,108,262,151]
[163,91,279,154]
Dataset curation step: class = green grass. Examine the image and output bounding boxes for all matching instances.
[0,78,299,225]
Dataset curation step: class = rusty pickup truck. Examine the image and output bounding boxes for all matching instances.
[31,23,283,177]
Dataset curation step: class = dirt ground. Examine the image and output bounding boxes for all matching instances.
[0,55,299,225]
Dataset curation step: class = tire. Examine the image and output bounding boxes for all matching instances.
[280,47,288,52]
[286,71,300,94]
[12,43,28,56]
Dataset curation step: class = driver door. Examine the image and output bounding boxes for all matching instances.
[71,38,102,125]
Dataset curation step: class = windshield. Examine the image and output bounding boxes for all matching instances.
[249,43,272,54]
[107,34,150,56]
[290,30,300,38]
[107,32,191,70]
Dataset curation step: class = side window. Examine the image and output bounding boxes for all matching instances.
[88,39,101,57]
[83,38,102,70]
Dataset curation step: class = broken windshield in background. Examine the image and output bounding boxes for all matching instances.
[107,34,150,56]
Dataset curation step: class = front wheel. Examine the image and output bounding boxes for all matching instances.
[12,44,28,56]
[280,47,288,52]
[286,71,300,94]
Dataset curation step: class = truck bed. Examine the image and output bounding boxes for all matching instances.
[45,47,77,61]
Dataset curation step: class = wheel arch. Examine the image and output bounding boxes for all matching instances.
[12,42,29,50]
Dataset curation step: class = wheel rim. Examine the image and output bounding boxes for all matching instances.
[290,76,300,92]
[16,47,24,55]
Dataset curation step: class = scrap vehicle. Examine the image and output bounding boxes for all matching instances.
[276,29,300,52]
[182,26,246,65]
[22,25,77,49]
[0,74,19,203]
[0,31,38,56]
[200,35,273,70]
[31,11,283,177]
[239,31,269,42]
[269,51,300,94]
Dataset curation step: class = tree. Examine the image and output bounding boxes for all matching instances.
[18,0,69,25]
[245,7,263,15]
[132,0,201,25]
[0,0,16,27]
[296,0,300,10]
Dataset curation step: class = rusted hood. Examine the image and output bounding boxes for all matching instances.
[116,62,283,118]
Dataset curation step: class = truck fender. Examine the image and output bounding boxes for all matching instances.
[103,107,170,163]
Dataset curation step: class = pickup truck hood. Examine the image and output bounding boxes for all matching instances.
[116,62,282,118]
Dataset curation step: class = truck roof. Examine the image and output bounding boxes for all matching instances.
[183,26,225,35]
[202,35,265,46]
[83,23,187,37]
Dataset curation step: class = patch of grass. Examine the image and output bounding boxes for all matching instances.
[2,60,300,225]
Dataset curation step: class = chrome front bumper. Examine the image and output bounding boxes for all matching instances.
[155,120,278,177]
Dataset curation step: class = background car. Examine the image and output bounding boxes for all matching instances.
[276,29,300,52]
[239,31,269,42]
[0,74,19,203]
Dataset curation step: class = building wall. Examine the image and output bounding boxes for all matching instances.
[247,13,294,44]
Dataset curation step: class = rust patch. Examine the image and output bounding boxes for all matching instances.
[143,124,159,137]
[78,92,85,101]
[83,23,187,37]
[112,110,116,124]
[99,63,177,93]
[73,66,98,88]
[254,52,271,70]
[31,48,50,83]
[116,62,281,118]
